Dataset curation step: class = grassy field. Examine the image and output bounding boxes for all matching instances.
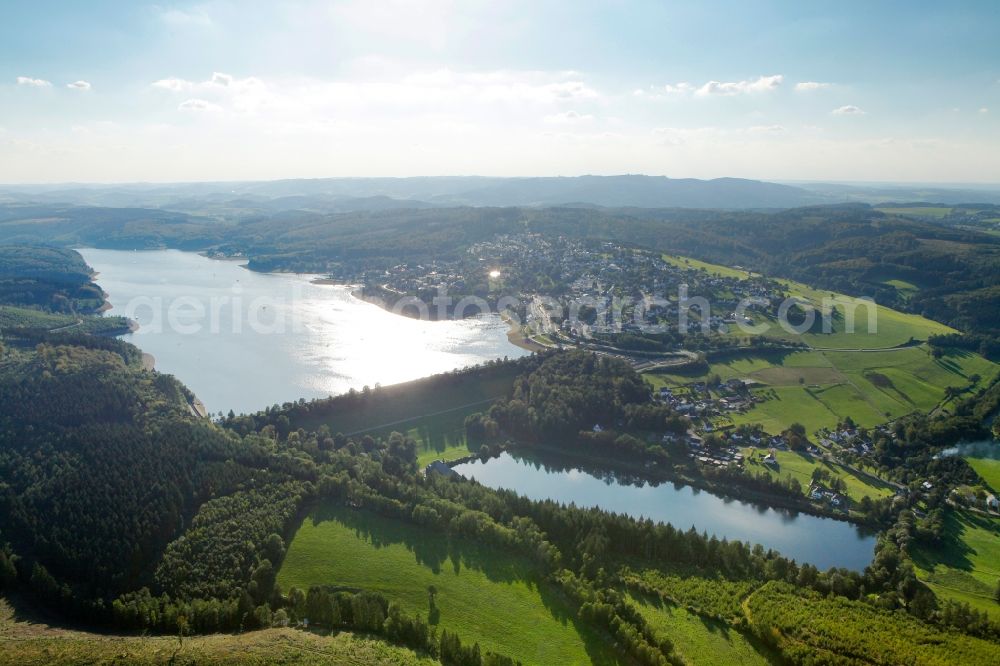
[571,253,989,437]
[966,456,1000,493]
[663,254,756,280]
[278,505,620,665]
[626,593,778,666]
[911,510,1000,621]
[875,206,953,218]
[741,448,896,503]
[732,385,843,433]
[645,346,998,434]
[667,251,956,349]
[0,597,434,666]
[883,278,920,300]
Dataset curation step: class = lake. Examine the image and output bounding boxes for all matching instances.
[79,248,528,415]
[453,450,878,570]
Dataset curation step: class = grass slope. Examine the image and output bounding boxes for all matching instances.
[967,457,1000,493]
[626,593,777,666]
[911,510,1000,621]
[646,346,999,434]
[0,598,434,666]
[277,505,618,666]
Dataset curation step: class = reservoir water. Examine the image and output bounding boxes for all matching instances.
[80,248,528,415]
[81,247,876,569]
[453,451,878,570]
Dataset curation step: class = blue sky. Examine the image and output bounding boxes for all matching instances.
[1,1,998,183]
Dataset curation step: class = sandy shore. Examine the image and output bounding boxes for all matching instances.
[500,311,547,353]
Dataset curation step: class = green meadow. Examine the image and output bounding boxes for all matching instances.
[911,510,1000,621]
[663,253,756,280]
[875,206,953,218]
[966,456,1000,493]
[277,505,620,666]
[645,345,998,434]
[668,251,955,349]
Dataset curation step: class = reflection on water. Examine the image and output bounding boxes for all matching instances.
[80,248,528,415]
[454,450,877,570]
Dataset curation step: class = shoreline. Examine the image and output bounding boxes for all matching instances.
[499,310,548,353]
[312,278,546,353]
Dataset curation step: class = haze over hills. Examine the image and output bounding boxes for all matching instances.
[3,175,1000,213]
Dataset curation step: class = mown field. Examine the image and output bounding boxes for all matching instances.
[911,510,1000,621]
[277,505,620,665]
[967,456,1000,493]
[645,345,998,434]
[0,597,434,666]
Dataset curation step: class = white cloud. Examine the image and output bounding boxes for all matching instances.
[152,77,194,92]
[795,81,831,91]
[664,82,695,95]
[748,124,786,134]
[647,75,783,98]
[210,72,234,87]
[16,76,51,88]
[544,110,594,124]
[832,105,866,115]
[695,74,783,96]
[67,80,91,91]
[178,98,222,112]
[157,6,213,27]
[979,107,989,114]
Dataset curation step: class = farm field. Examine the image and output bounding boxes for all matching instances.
[626,593,777,666]
[277,505,619,665]
[875,206,953,218]
[0,597,433,666]
[911,510,1000,621]
[645,345,998,434]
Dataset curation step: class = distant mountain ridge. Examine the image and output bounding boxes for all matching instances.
[3,175,1000,212]
[0,175,828,210]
